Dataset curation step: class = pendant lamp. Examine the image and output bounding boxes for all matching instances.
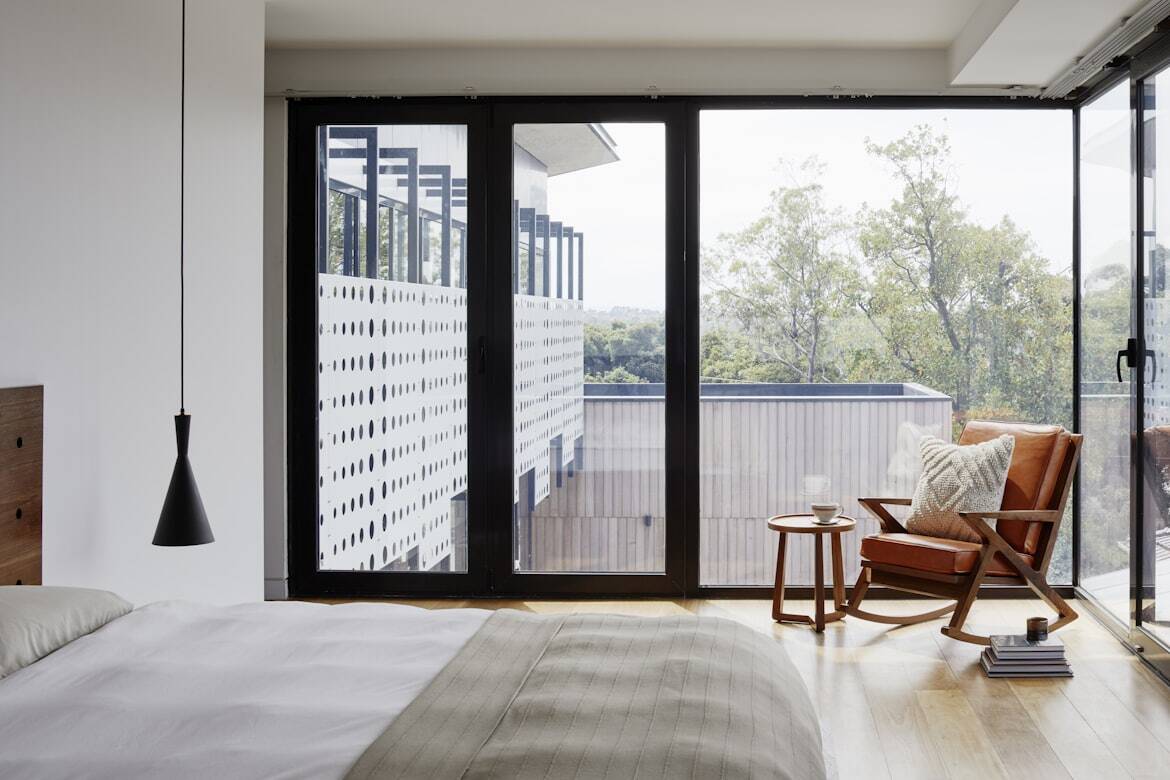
[153,0,213,547]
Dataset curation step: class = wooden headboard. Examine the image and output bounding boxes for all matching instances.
[0,386,42,585]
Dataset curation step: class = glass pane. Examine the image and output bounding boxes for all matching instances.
[1144,69,1170,641]
[1079,80,1133,622]
[317,124,469,573]
[512,123,666,573]
[699,109,1073,586]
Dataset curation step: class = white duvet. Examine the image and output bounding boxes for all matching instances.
[0,600,490,780]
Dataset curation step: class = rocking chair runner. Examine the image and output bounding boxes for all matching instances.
[845,420,1083,646]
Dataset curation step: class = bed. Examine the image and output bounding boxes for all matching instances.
[0,385,825,778]
[0,596,826,779]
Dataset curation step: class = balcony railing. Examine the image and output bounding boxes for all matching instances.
[529,382,953,586]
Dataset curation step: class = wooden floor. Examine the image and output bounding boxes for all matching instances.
[377,597,1170,780]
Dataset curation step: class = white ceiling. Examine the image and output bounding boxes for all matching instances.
[265,0,983,49]
[951,0,1147,85]
[264,0,1156,94]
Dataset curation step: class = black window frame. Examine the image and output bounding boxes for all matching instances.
[487,100,688,597]
[287,94,1085,601]
[287,100,489,597]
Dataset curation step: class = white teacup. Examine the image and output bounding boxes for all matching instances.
[810,503,840,524]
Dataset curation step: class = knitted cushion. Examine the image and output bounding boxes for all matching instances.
[906,434,1015,543]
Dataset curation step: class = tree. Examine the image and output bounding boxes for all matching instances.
[1080,258,1131,383]
[855,126,1072,427]
[584,320,665,382]
[854,127,975,408]
[594,366,646,384]
[703,159,861,383]
[699,327,788,383]
[1075,254,1134,583]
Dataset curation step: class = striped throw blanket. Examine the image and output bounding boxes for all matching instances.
[346,610,825,780]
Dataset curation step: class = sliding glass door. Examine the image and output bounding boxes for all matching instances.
[1137,61,1170,665]
[318,124,471,575]
[1077,79,1134,625]
[288,100,686,597]
[510,122,665,574]
[697,107,1073,588]
[287,103,488,595]
[1078,48,1170,677]
[490,103,686,594]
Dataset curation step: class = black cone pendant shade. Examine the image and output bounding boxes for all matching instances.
[152,0,212,546]
[153,413,213,546]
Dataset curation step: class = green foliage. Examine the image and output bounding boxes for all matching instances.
[1080,261,1131,382]
[584,321,665,382]
[1075,260,1133,583]
[326,191,346,274]
[703,160,862,382]
[699,328,788,383]
[694,125,1073,432]
[593,366,647,384]
[852,128,1072,427]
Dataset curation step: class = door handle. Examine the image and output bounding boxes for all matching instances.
[1146,348,1158,384]
[1118,338,1138,382]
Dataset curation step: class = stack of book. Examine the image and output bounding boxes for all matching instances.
[980,634,1072,678]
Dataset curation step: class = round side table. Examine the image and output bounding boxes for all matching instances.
[767,514,857,632]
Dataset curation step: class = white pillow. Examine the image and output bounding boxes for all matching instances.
[0,586,132,678]
[906,434,1015,543]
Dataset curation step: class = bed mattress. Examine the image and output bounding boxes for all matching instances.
[0,600,489,779]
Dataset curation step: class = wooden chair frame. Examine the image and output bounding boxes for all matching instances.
[845,435,1082,646]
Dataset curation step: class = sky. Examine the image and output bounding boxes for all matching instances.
[545,110,1074,312]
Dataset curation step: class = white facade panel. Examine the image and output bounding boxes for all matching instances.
[318,276,584,572]
[514,295,585,506]
[318,277,468,571]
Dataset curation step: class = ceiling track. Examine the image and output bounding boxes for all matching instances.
[1042,0,1170,98]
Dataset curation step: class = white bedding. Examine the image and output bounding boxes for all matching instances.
[0,600,489,780]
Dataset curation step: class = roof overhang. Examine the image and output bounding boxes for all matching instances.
[513,123,619,176]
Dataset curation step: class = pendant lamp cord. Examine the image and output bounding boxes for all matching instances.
[179,0,186,414]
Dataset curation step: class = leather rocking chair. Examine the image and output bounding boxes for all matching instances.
[845,421,1083,646]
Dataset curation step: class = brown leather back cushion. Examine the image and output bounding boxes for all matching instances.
[958,421,1071,554]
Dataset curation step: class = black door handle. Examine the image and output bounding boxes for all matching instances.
[1118,338,1138,382]
[1146,348,1158,384]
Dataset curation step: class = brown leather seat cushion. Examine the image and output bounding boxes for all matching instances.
[860,532,1033,577]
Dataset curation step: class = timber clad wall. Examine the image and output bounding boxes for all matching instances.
[530,388,952,586]
[527,399,667,574]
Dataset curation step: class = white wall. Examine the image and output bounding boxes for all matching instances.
[0,0,266,605]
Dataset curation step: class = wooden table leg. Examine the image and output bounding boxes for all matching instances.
[772,534,812,625]
[831,532,846,610]
[814,534,825,632]
[771,532,787,621]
